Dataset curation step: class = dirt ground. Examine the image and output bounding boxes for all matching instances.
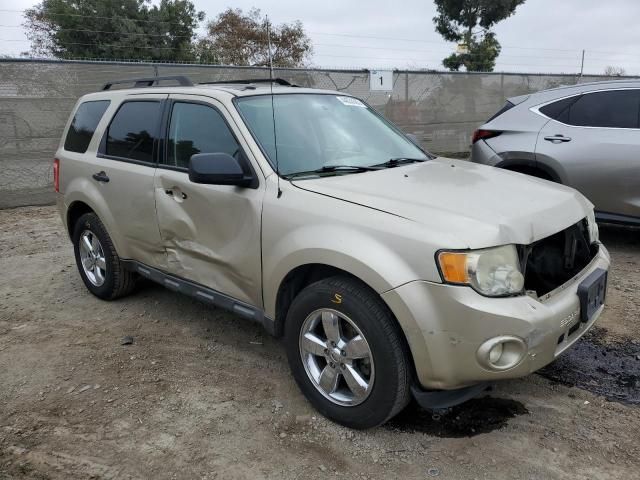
[1,205,639,480]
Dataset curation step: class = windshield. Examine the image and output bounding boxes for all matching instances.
[235,94,428,176]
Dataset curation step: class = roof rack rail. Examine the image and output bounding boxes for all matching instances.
[199,78,297,87]
[102,75,193,91]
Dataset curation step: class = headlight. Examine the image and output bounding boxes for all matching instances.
[586,208,599,243]
[437,245,525,297]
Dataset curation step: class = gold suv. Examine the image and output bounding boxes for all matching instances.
[55,76,610,428]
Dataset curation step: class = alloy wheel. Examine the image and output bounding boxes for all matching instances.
[299,308,375,406]
[78,230,107,287]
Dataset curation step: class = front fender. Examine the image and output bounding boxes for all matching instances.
[262,223,439,386]
[263,224,419,319]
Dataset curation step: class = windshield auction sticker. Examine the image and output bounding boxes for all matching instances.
[336,96,367,107]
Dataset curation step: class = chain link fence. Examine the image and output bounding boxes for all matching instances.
[0,58,630,208]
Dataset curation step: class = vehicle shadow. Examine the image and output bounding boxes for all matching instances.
[386,395,528,437]
[133,279,284,362]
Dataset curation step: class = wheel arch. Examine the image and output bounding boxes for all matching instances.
[495,158,561,183]
[274,263,360,337]
[66,200,95,237]
[272,262,420,383]
[62,181,127,257]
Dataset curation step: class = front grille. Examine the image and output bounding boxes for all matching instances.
[520,219,597,297]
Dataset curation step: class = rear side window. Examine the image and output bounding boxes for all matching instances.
[64,100,110,153]
[106,101,161,162]
[486,101,514,122]
[542,90,640,128]
[165,102,241,169]
[564,90,640,128]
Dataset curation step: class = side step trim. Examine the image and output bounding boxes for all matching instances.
[121,260,277,335]
[595,210,640,227]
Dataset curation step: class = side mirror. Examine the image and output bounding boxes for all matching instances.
[188,153,253,187]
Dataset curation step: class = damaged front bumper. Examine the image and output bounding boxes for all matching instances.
[382,242,610,392]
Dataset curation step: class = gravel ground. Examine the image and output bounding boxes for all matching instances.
[1,206,639,480]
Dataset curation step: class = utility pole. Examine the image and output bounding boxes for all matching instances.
[579,50,585,78]
[405,71,409,102]
[266,16,274,79]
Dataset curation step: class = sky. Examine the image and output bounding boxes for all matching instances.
[0,0,638,75]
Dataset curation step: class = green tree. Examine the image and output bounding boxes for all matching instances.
[196,8,312,67]
[23,0,204,61]
[433,0,525,72]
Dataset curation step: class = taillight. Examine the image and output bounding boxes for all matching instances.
[53,158,60,192]
[472,129,502,144]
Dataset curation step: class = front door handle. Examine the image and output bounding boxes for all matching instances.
[92,171,110,182]
[544,135,572,143]
[165,189,187,200]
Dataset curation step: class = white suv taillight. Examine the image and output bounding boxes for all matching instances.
[471,129,502,144]
[53,158,60,192]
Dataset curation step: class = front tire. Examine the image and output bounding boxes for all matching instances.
[284,276,411,429]
[72,213,136,300]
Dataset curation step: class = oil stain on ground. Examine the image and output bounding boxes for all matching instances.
[387,396,528,437]
[538,327,640,405]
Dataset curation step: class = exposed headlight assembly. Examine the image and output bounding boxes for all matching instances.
[437,245,525,297]
[586,208,599,243]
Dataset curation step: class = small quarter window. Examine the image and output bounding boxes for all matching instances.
[64,100,110,153]
[539,96,580,122]
[106,101,161,162]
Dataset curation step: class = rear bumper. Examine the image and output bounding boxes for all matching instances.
[56,193,68,237]
[382,243,610,390]
[470,139,501,166]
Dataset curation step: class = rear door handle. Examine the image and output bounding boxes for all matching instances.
[544,135,572,143]
[92,171,110,182]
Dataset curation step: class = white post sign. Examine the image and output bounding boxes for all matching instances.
[369,70,393,91]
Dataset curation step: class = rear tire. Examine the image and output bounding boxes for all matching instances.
[284,276,411,429]
[72,213,136,300]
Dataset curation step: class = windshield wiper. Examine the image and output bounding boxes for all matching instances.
[373,157,428,168]
[284,165,380,179]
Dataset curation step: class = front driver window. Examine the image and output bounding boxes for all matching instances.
[166,102,241,169]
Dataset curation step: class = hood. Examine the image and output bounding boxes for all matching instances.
[291,158,592,249]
